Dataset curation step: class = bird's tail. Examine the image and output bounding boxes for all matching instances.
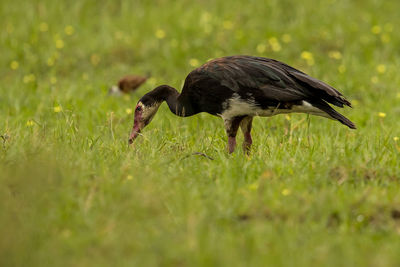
[310,100,356,129]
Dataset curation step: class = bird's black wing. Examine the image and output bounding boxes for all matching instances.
[197,55,351,108]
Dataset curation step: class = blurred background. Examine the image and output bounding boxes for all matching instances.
[1,0,400,266]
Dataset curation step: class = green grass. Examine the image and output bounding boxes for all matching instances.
[1,0,400,266]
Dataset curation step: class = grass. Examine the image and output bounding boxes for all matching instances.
[1,0,400,266]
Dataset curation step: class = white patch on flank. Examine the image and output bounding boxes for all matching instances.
[290,101,328,117]
[220,93,271,120]
[220,94,328,120]
[221,100,228,110]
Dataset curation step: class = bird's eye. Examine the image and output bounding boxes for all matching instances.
[136,106,142,112]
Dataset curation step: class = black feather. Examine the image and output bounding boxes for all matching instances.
[197,55,353,108]
[183,55,355,128]
[309,100,356,129]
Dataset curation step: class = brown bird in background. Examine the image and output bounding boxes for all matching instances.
[109,75,148,95]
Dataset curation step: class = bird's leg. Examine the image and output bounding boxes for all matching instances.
[224,116,244,154]
[240,116,253,154]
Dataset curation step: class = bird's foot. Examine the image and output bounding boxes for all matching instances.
[242,132,252,155]
[242,143,252,155]
[228,136,236,154]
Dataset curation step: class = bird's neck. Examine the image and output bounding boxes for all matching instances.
[157,85,196,117]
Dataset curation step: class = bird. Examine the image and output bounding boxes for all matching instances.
[128,55,355,153]
[109,74,148,95]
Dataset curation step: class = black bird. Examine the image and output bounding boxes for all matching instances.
[128,55,355,153]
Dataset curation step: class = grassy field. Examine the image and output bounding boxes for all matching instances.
[1,0,400,266]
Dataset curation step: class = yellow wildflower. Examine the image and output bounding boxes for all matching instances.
[223,20,233,30]
[301,51,314,66]
[10,60,19,70]
[189,58,200,67]
[115,31,124,40]
[328,50,342,60]
[282,189,291,196]
[26,120,35,126]
[394,137,399,142]
[64,25,74,35]
[248,182,258,191]
[338,65,346,73]
[378,112,386,118]
[256,43,266,53]
[23,74,36,83]
[55,39,64,49]
[50,77,57,84]
[126,175,133,180]
[39,22,48,32]
[268,37,281,52]
[376,64,386,74]
[47,57,55,66]
[200,12,211,24]
[371,25,381,34]
[125,108,133,115]
[23,76,30,83]
[301,51,313,60]
[54,106,62,113]
[155,29,166,39]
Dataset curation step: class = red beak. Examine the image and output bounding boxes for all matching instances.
[128,122,144,144]
[128,130,139,144]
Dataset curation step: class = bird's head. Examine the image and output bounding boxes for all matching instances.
[128,91,163,144]
[108,85,121,95]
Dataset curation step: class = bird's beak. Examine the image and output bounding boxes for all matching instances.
[128,121,144,144]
